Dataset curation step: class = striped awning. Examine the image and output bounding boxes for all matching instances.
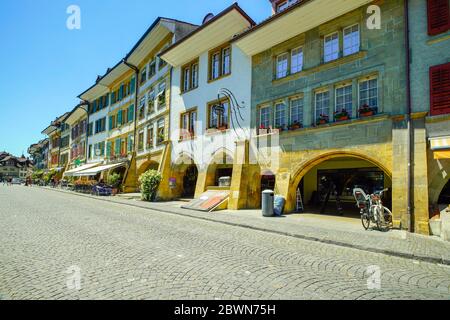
[430,137,450,150]
[76,162,126,177]
[64,163,101,176]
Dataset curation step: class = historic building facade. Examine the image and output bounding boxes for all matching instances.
[160,4,255,206]
[231,0,432,231]
[408,0,450,211]
[28,139,49,170]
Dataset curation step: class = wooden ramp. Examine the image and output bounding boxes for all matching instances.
[181,190,230,212]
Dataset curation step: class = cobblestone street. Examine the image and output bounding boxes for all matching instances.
[0,185,449,300]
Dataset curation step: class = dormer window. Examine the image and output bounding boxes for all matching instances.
[275,0,298,13]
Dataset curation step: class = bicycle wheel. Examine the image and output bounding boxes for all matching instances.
[382,207,393,227]
[375,206,390,231]
[361,211,370,230]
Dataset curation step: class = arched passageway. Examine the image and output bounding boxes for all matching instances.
[438,179,450,205]
[292,155,392,218]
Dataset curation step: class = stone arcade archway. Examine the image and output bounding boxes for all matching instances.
[283,151,393,214]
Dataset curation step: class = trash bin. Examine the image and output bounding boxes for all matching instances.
[273,195,286,217]
[262,190,274,217]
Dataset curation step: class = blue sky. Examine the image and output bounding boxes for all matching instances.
[0,0,270,157]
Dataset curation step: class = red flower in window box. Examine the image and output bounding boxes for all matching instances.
[358,104,375,117]
[334,109,350,122]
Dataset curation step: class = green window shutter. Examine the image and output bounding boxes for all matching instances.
[111,92,116,104]
[127,136,132,153]
[109,116,113,130]
[105,94,109,107]
[128,105,134,123]
[130,77,136,93]
[119,85,123,100]
[106,142,111,157]
[117,110,122,125]
[115,138,121,155]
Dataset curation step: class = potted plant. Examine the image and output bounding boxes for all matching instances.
[359,104,375,117]
[107,172,121,195]
[157,132,165,144]
[334,109,350,122]
[316,114,329,125]
[288,121,302,131]
[139,169,162,202]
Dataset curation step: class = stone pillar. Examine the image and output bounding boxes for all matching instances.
[391,117,410,230]
[412,116,430,235]
[228,140,261,210]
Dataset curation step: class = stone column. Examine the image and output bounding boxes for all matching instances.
[412,115,430,235]
[391,117,410,230]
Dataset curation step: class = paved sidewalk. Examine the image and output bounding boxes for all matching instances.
[43,187,450,265]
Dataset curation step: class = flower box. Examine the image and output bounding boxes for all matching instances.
[316,114,329,126]
[335,115,350,122]
[358,104,376,118]
[288,121,302,131]
[359,111,374,117]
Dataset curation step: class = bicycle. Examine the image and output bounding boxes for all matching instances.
[353,188,393,231]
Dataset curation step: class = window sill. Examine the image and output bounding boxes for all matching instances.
[181,87,199,95]
[273,51,367,85]
[207,73,231,84]
[427,31,450,46]
[257,113,389,138]
[178,136,197,142]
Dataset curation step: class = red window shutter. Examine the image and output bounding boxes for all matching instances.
[427,0,450,36]
[430,62,450,116]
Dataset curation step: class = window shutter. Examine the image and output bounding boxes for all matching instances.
[119,85,123,100]
[106,142,111,157]
[117,110,122,125]
[130,77,136,93]
[128,105,134,123]
[427,0,450,36]
[430,62,450,116]
[105,94,109,107]
[127,136,133,153]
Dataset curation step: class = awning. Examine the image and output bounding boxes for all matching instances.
[64,163,101,177]
[430,136,450,150]
[76,162,127,177]
[434,151,450,159]
[233,0,372,56]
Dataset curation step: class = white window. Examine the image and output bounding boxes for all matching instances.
[158,81,166,94]
[324,32,339,63]
[183,68,190,92]
[359,78,378,110]
[291,47,303,74]
[343,24,360,56]
[148,89,155,114]
[290,97,303,124]
[222,47,231,75]
[335,84,353,117]
[191,63,199,89]
[211,53,220,79]
[276,1,289,12]
[274,102,286,128]
[259,106,271,129]
[315,91,330,120]
[276,53,288,79]
[276,0,298,13]
[189,111,197,135]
